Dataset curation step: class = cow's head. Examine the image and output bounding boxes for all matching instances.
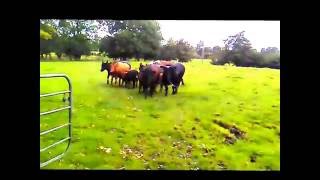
[101,60,111,72]
[160,65,174,85]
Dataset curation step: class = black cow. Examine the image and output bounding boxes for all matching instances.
[122,70,139,88]
[160,63,185,96]
[138,63,161,98]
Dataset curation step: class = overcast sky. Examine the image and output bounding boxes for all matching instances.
[157,20,280,51]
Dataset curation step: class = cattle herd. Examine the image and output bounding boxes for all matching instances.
[100,60,185,98]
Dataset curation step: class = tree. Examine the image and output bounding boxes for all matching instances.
[175,39,196,62]
[40,30,52,40]
[203,47,213,59]
[259,47,280,68]
[53,20,97,39]
[217,31,256,66]
[212,46,221,53]
[158,38,177,60]
[212,31,280,69]
[261,47,279,54]
[48,20,96,59]
[158,38,197,62]
[63,34,90,60]
[89,34,101,52]
[40,20,58,59]
[99,20,163,60]
[223,31,252,51]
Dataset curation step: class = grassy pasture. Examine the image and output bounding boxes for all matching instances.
[40,60,280,170]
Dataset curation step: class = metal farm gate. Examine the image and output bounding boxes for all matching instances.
[40,74,72,168]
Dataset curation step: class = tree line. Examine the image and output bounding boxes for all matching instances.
[40,20,279,68]
[206,31,280,69]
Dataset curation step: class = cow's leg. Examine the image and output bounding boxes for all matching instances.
[175,86,179,94]
[160,83,163,92]
[143,87,148,99]
[181,78,185,85]
[113,76,116,86]
[138,81,142,93]
[133,81,135,89]
[172,86,177,94]
[111,76,114,85]
[165,85,168,96]
[107,73,110,84]
[150,85,155,97]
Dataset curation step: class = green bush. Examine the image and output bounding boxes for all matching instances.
[212,50,280,69]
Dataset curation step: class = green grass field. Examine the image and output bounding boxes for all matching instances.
[40,60,280,170]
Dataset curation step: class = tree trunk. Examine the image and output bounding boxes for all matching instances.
[75,55,81,60]
[57,53,62,59]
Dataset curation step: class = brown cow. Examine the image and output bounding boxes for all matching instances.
[109,61,131,86]
[101,62,131,86]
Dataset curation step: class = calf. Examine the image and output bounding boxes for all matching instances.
[122,70,139,88]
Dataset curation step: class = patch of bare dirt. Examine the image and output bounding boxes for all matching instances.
[250,152,262,163]
[213,119,246,139]
[213,119,246,144]
[217,161,227,170]
[194,117,201,122]
[119,145,144,160]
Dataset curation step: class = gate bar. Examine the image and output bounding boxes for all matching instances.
[40,123,70,136]
[40,106,71,116]
[40,137,71,153]
[40,152,65,168]
[40,90,71,98]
